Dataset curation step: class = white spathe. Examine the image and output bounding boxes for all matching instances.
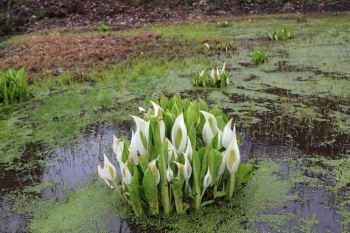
[97,154,117,188]
[222,118,234,149]
[166,164,174,183]
[131,116,149,158]
[121,161,132,185]
[200,110,218,146]
[171,113,188,155]
[201,167,212,198]
[150,101,163,117]
[149,159,160,185]
[113,134,124,164]
[224,126,240,176]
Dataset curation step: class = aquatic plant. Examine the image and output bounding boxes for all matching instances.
[203,42,236,52]
[97,94,252,215]
[268,26,294,40]
[192,62,230,88]
[97,24,109,32]
[217,21,231,28]
[0,67,28,105]
[252,49,269,65]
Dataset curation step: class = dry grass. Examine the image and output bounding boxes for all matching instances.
[0,32,160,78]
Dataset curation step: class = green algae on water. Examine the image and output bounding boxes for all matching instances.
[10,158,319,233]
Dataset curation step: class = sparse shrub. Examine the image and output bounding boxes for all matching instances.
[252,49,269,65]
[269,27,294,40]
[192,62,230,87]
[97,24,109,32]
[204,42,236,52]
[0,68,28,105]
[217,21,231,28]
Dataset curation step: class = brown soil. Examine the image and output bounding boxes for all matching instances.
[1,0,349,35]
[0,32,161,80]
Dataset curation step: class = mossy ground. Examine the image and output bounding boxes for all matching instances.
[1,12,350,232]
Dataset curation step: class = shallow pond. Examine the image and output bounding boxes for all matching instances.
[1,13,350,233]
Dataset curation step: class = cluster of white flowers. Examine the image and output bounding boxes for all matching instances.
[97,95,249,216]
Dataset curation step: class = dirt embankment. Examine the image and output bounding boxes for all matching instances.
[1,0,349,36]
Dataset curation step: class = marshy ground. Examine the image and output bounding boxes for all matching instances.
[0,11,350,233]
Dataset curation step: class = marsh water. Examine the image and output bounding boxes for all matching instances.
[1,13,350,233]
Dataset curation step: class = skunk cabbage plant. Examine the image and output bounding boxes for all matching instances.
[97,94,252,215]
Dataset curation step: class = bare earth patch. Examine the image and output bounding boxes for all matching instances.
[0,32,160,79]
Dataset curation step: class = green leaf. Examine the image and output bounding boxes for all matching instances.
[142,166,159,215]
[235,163,253,192]
[208,149,223,186]
[158,140,171,213]
[200,200,215,207]
[138,155,150,174]
[170,176,184,213]
[191,150,202,208]
[127,166,144,216]
[214,191,227,198]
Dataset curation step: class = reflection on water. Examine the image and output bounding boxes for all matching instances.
[41,122,133,200]
[246,142,343,232]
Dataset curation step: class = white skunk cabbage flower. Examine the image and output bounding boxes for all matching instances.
[97,154,117,188]
[204,43,210,49]
[150,101,163,117]
[171,113,188,155]
[121,161,132,185]
[113,135,124,164]
[184,136,193,162]
[222,118,234,149]
[217,155,226,178]
[159,118,166,142]
[128,131,139,165]
[166,138,178,164]
[173,161,188,180]
[138,106,146,113]
[216,67,221,79]
[215,126,223,149]
[149,159,160,185]
[131,116,149,158]
[222,62,226,73]
[200,110,218,146]
[201,168,212,198]
[184,155,192,192]
[210,68,215,81]
[166,164,174,183]
[184,155,192,180]
[224,127,240,176]
[199,69,205,77]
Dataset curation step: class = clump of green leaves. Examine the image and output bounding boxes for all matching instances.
[192,62,230,87]
[0,68,28,105]
[269,27,294,40]
[97,24,109,32]
[98,94,252,216]
[204,42,236,52]
[217,21,231,28]
[252,49,269,65]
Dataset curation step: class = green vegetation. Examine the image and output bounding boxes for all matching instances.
[269,26,294,40]
[100,95,252,215]
[192,62,230,87]
[252,49,269,65]
[97,24,109,32]
[217,21,231,28]
[0,68,28,105]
